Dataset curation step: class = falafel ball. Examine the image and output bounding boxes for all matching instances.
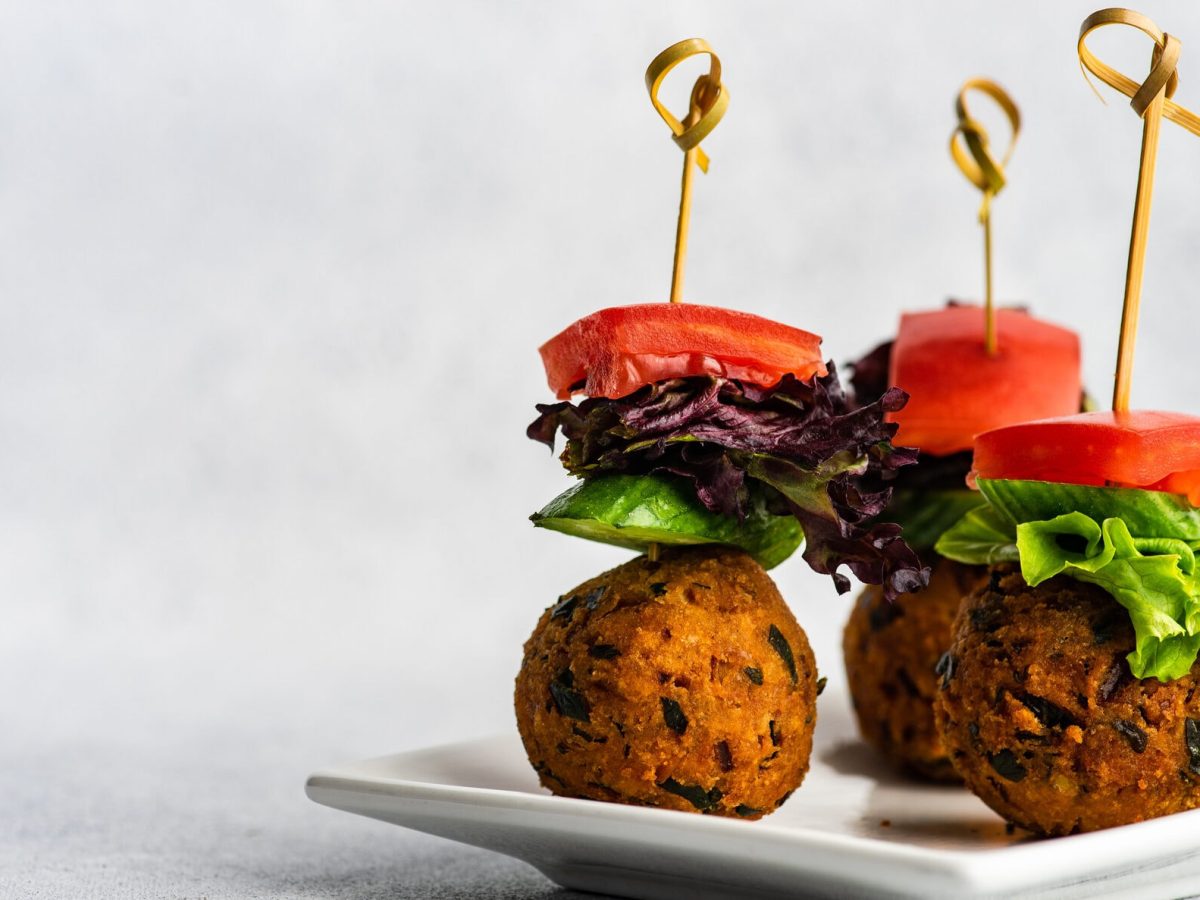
[514,545,818,819]
[843,557,988,781]
[935,565,1200,835]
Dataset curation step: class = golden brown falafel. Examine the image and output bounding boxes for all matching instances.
[843,557,987,780]
[935,565,1200,835]
[514,545,818,819]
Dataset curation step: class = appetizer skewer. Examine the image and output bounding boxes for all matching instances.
[514,39,925,819]
[843,81,1084,780]
[934,9,1200,834]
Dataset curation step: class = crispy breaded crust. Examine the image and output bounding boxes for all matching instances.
[936,565,1200,835]
[843,557,987,781]
[514,546,817,819]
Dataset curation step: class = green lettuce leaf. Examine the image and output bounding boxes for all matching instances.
[977,478,1200,540]
[739,452,928,595]
[884,488,986,551]
[935,482,1200,681]
[1015,514,1200,681]
[934,505,1019,565]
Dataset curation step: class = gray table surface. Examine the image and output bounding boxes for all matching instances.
[1,637,614,900]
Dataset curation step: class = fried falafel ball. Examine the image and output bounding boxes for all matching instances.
[843,557,988,781]
[514,545,819,819]
[935,565,1200,835]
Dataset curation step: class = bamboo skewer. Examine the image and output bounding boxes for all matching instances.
[670,105,702,304]
[1077,8,1198,413]
[1113,84,1166,412]
[950,79,1021,356]
[646,39,729,304]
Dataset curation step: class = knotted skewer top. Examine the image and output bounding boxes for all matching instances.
[950,79,1021,356]
[1078,8,1199,131]
[646,39,728,172]
[645,39,729,303]
[951,78,1021,220]
[1076,9,1200,412]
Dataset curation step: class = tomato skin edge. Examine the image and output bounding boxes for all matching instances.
[538,304,826,400]
[971,411,1200,504]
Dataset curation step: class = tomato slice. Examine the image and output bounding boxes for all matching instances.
[974,410,1200,502]
[886,305,1081,455]
[538,304,826,400]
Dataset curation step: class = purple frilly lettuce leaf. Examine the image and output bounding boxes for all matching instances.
[528,365,930,600]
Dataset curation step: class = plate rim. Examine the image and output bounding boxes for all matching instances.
[306,734,1200,896]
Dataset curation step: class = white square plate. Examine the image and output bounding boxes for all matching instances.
[306,692,1200,899]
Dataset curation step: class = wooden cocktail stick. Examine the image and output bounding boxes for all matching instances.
[950,79,1021,356]
[646,39,729,304]
[1078,8,1198,412]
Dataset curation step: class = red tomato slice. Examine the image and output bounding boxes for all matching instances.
[974,410,1200,502]
[538,304,826,400]
[886,305,1081,455]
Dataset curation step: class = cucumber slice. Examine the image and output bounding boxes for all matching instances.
[531,474,802,569]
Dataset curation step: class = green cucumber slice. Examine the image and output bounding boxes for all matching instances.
[531,473,802,569]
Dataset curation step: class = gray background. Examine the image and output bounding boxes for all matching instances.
[4,1,1200,897]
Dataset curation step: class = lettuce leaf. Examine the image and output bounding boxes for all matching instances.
[935,479,1200,681]
[933,504,1020,565]
[848,338,893,409]
[740,451,928,597]
[1016,514,1200,681]
[883,488,985,551]
[978,478,1200,541]
[528,368,928,600]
